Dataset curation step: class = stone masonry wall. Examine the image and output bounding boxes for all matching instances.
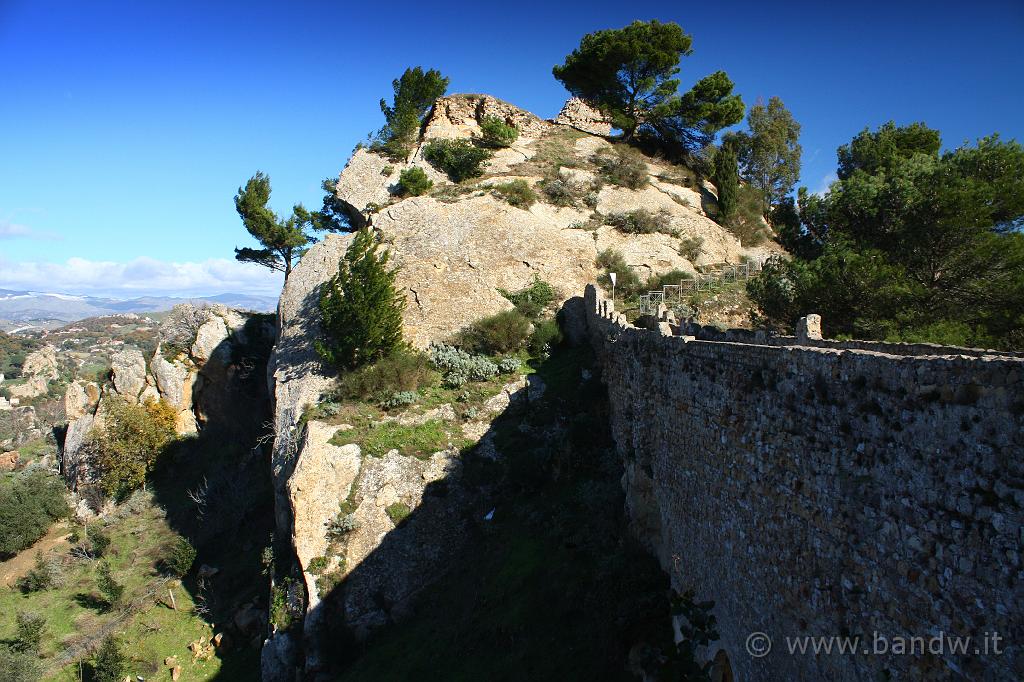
[583,285,1023,681]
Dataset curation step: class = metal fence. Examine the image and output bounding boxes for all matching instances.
[637,255,779,316]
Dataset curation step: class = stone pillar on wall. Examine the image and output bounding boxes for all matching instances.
[796,314,822,342]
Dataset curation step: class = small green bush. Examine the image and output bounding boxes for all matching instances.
[163,536,197,577]
[491,179,537,208]
[606,209,677,236]
[0,647,41,682]
[397,167,433,196]
[428,344,499,386]
[96,561,124,609]
[539,178,579,207]
[457,309,532,355]
[385,502,411,524]
[595,249,642,296]
[87,397,178,501]
[13,611,46,653]
[93,635,127,682]
[480,116,519,148]
[679,235,704,262]
[0,468,70,558]
[648,269,692,290]
[16,552,63,593]
[87,525,111,558]
[380,391,419,410]
[423,139,492,182]
[528,318,563,356]
[307,556,329,575]
[334,351,438,403]
[499,279,556,318]
[595,146,649,189]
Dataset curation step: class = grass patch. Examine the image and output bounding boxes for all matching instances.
[384,503,410,525]
[332,419,452,459]
[489,180,537,209]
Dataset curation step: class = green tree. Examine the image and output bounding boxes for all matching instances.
[713,145,739,220]
[552,20,692,139]
[86,397,177,501]
[92,635,127,682]
[553,21,743,150]
[13,611,46,653]
[724,96,802,210]
[0,468,70,558]
[397,167,433,196]
[97,562,124,609]
[422,139,492,182]
[309,178,353,232]
[377,67,450,159]
[316,229,406,370]
[234,171,313,277]
[749,122,1024,349]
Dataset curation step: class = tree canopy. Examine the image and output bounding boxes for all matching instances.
[376,67,449,159]
[749,122,1024,350]
[724,96,802,211]
[315,229,406,370]
[234,172,314,277]
[552,21,743,151]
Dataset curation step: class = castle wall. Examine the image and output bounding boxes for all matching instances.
[583,285,1023,680]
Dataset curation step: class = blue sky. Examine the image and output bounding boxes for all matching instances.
[2,0,1022,296]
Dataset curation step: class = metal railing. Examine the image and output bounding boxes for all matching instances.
[638,255,778,316]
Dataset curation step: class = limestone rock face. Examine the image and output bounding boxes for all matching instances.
[287,424,361,607]
[111,348,147,400]
[333,148,402,228]
[64,380,99,419]
[421,93,549,142]
[22,345,59,381]
[192,316,230,363]
[8,376,49,400]
[554,97,612,136]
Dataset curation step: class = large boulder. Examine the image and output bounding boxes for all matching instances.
[554,97,612,136]
[110,348,147,400]
[21,345,59,381]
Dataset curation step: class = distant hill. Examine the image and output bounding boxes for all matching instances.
[0,289,277,332]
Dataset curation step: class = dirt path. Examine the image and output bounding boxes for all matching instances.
[0,521,72,587]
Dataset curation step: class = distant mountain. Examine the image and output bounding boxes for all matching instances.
[0,289,277,326]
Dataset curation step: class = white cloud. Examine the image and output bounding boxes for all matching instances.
[0,220,60,240]
[0,256,284,297]
[813,172,838,197]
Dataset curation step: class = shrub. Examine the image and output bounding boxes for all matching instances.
[479,116,518,148]
[327,510,359,539]
[606,209,677,236]
[595,249,643,296]
[491,180,537,208]
[0,647,41,682]
[679,235,704,262]
[457,309,532,355]
[0,467,70,558]
[385,502,411,524]
[13,611,46,653]
[497,357,521,374]
[380,391,418,410]
[499,279,556,318]
[163,536,197,577]
[423,139,492,182]
[97,562,124,609]
[333,350,437,403]
[16,552,63,593]
[87,524,111,558]
[429,344,499,386]
[92,635,127,682]
[87,397,177,501]
[316,229,406,371]
[528,318,564,357]
[539,178,578,207]
[397,167,433,196]
[595,146,649,189]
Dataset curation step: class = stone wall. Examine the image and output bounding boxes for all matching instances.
[583,285,1023,681]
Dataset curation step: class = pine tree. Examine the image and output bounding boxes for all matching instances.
[315,229,405,370]
[92,635,127,682]
[233,171,313,277]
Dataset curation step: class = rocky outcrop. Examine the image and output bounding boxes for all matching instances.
[554,97,612,136]
[58,305,271,489]
[7,345,59,399]
[421,93,549,141]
